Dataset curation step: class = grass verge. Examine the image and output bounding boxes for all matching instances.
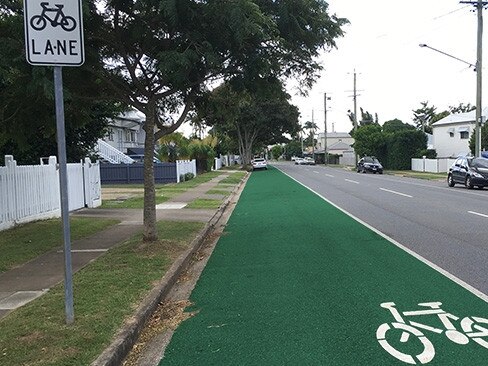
[100,171,224,209]
[185,198,222,209]
[218,172,247,185]
[0,220,204,366]
[0,217,119,273]
[385,170,446,180]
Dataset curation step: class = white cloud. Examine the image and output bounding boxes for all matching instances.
[289,0,482,133]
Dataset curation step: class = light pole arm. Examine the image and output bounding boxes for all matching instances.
[419,43,476,70]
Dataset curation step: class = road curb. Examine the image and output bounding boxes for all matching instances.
[91,172,249,366]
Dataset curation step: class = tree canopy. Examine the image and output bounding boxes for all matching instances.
[195,78,300,164]
[0,2,122,163]
[1,0,348,241]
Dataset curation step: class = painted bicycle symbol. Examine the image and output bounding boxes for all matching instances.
[376,302,488,364]
[30,2,76,32]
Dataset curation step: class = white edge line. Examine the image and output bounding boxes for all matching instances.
[380,188,413,198]
[468,211,488,218]
[276,166,488,304]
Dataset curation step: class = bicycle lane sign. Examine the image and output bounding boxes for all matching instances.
[23,0,84,66]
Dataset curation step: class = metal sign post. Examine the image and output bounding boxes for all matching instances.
[54,66,74,324]
[24,0,84,324]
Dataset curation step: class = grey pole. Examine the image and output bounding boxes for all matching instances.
[54,66,74,324]
[324,93,331,165]
[475,0,483,157]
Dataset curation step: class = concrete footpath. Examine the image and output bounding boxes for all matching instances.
[0,173,235,320]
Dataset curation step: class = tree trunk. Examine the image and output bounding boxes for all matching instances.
[142,102,158,242]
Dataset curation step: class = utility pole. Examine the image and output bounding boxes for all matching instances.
[353,69,358,132]
[460,0,487,157]
[324,93,331,165]
[312,109,315,160]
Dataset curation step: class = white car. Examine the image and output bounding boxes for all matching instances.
[251,158,267,170]
[294,158,306,165]
[303,157,316,165]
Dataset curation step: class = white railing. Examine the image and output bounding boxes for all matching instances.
[0,155,101,231]
[411,158,457,173]
[176,159,197,183]
[95,139,134,164]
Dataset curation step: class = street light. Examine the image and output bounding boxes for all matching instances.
[419,44,476,69]
[324,93,331,165]
[419,43,482,157]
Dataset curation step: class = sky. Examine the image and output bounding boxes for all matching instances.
[289,0,483,134]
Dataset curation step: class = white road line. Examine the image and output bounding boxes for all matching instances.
[325,174,335,178]
[380,188,413,198]
[275,166,488,304]
[468,211,488,219]
[345,179,359,184]
[313,171,319,174]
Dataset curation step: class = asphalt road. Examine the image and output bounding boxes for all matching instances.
[273,162,488,298]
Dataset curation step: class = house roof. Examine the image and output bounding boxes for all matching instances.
[317,132,352,139]
[117,109,145,123]
[432,107,488,126]
[328,141,353,151]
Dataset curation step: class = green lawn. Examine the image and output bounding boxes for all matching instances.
[0,221,204,366]
[385,170,447,180]
[0,217,119,273]
[185,198,222,209]
[101,171,225,209]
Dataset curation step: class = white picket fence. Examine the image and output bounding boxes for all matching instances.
[411,157,457,173]
[0,155,101,231]
[176,159,197,183]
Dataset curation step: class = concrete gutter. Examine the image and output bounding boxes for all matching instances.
[91,173,249,366]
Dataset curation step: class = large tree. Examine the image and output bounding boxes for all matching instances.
[0,1,122,164]
[195,78,300,164]
[92,0,347,241]
[382,119,415,134]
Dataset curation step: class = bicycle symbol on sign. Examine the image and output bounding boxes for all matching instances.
[376,302,488,364]
[30,2,76,32]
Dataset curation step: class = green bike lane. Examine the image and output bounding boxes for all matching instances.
[160,166,488,365]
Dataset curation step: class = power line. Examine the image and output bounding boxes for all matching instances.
[433,5,470,20]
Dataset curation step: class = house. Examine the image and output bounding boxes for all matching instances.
[316,131,355,155]
[104,110,146,154]
[312,131,355,164]
[95,109,148,164]
[432,107,488,158]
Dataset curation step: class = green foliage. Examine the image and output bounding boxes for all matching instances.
[157,133,190,162]
[188,140,216,172]
[270,145,283,159]
[418,149,437,159]
[382,119,415,133]
[196,78,300,164]
[353,123,427,170]
[449,103,476,114]
[284,140,302,160]
[469,123,488,155]
[0,3,123,164]
[386,130,427,170]
[359,108,378,126]
[352,124,387,163]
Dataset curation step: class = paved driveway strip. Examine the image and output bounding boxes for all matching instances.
[160,166,488,365]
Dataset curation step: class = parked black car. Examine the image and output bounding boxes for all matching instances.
[447,156,488,189]
[357,156,383,174]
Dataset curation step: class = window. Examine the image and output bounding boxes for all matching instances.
[449,132,454,138]
[107,128,114,141]
[460,131,469,139]
[125,129,136,142]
